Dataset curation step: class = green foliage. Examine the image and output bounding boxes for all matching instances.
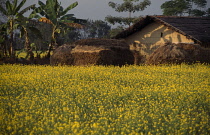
[0,0,35,57]
[190,9,206,16]
[82,20,111,38]
[106,0,151,27]
[56,20,111,44]
[30,0,84,39]
[106,15,141,26]
[161,0,189,16]
[0,23,8,58]
[30,0,85,56]
[0,24,6,43]
[108,26,125,38]
[1,0,35,17]
[161,0,208,16]
[189,0,207,8]
[108,0,151,13]
[16,50,48,58]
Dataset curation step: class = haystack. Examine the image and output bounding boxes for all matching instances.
[50,38,134,66]
[50,44,75,65]
[146,43,210,65]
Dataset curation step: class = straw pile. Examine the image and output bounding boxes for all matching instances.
[73,38,130,48]
[50,44,75,65]
[146,43,210,65]
[50,38,134,66]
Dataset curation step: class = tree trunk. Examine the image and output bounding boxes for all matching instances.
[24,28,34,62]
[9,20,15,58]
[9,32,15,57]
[3,36,8,57]
[46,42,53,58]
[47,27,57,58]
[3,43,7,57]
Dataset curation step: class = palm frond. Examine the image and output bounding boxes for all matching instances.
[61,2,78,17]
[60,14,75,21]
[31,6,47,18]
[13,23,20,30]
[58,6,64,17]
[0,5,7,15]
[45,0,57,19]
[16,14,26,22]
[15,0,26,13]
[19,4,36,15]
[29,12,41,19]
[6,1,13,15]
[38,0,45,7]
[12,0,18,12]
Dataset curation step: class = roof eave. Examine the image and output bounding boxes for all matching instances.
[114,16,154,39]
[152,16,202,44]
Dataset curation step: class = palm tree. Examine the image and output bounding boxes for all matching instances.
[30,0,85,57]
[0,0,35,57]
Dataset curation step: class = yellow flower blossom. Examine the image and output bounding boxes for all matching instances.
[0,64,209,134]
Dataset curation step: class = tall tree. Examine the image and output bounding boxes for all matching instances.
[187,0,207,16]
[0,0,35,57]
[106,0,151,27]
[55,20,111,44]
[80,20,111,39]
[161,0,208,16]
[161,0,189,16]
[30,0,85,57]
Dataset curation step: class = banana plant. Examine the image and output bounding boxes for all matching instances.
[0,0,35,57]
[18,17,43,60]
[30,0,85,57]
[0,23,8,57]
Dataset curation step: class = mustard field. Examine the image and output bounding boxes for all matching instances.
[0,64,210,134]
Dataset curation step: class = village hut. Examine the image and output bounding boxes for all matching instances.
[146,43,210,65]
[114,16,210,64]
[50,38,134,66]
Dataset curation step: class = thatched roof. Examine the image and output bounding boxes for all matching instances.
[73,38,129,48]
[114,16,210,47]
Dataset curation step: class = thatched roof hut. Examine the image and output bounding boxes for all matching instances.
[114,16,210,47]
[50,38,134,66]
[146,43,210,65]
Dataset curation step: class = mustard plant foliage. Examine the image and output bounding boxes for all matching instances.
[0,64,210,134]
